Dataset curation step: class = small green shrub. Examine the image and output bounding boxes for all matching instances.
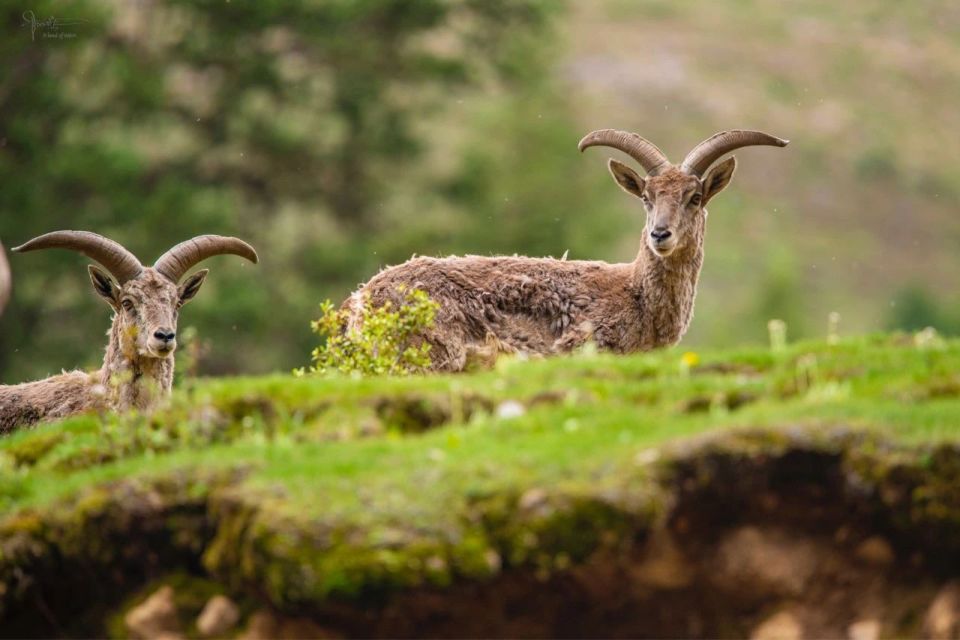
[299,287,440,377]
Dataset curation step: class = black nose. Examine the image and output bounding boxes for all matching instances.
[650,228,672,242]
[153,330,176,342]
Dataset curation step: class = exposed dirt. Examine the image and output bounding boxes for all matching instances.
[297,444,957,639]
[3,431,960,638]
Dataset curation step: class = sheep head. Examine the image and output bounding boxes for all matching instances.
[580,129,788,258]
[13,231,257,360]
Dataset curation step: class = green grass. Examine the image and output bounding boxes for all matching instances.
[4,332,960,515]
[2,332,960,614]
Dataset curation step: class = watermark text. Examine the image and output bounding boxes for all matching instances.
[21,10,85,41]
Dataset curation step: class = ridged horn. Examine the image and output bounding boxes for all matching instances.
[13,230,143,284]
[578,129,671,176]
[0,240,10,315]
[153,235,258,283]
[681,130,789,177]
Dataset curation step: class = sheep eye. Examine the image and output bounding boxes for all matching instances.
[121,299,135,312]
[690,193,702,207]
[641,193,652,205]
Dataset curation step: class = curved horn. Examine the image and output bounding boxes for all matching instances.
[681,130,789,177]
[153,235,258,283]
[12,230,142,284]
[0,240,10,315]
[578,129,671,176]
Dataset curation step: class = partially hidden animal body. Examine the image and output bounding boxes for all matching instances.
[0,232,258,433]
[345,129,788,371]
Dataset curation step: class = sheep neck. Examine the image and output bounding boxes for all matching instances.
[632,227,704,348]
[99,315,174,411]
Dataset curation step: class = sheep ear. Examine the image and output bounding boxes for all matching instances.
[178,269,208,307]
[88,265,119,309]
[702,156,736,206]
[608,159,646,198]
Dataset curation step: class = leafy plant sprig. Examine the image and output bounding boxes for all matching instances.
[298,287,439,377]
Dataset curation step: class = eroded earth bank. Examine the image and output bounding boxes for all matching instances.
[2,429,959,639]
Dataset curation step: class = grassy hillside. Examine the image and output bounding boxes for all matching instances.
[2,334,960,636]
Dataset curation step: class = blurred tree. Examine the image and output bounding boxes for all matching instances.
[886,285,960,335]
[381,29,626,267]
[0,0,558,380]
[440,80,624,261]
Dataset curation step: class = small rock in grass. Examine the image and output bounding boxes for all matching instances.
[847,618,881,640]
[197,595,240,637]
[495,400,525,420]
[750,610,803,640]
[125,585,181,640]
[855,536,894,566]
[358,417,383,437]
[634,449,659,466]
[925,581,960,640]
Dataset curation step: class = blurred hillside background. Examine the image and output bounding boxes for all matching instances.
[1,0,958,382]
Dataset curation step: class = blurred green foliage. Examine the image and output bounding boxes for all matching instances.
[1,0,626,381]
[887,286,960,336]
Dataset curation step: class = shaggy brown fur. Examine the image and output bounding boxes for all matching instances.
[0,372,102,433]
[0,229,258,434]
[345,161,736,372]
[0,268,203,434]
